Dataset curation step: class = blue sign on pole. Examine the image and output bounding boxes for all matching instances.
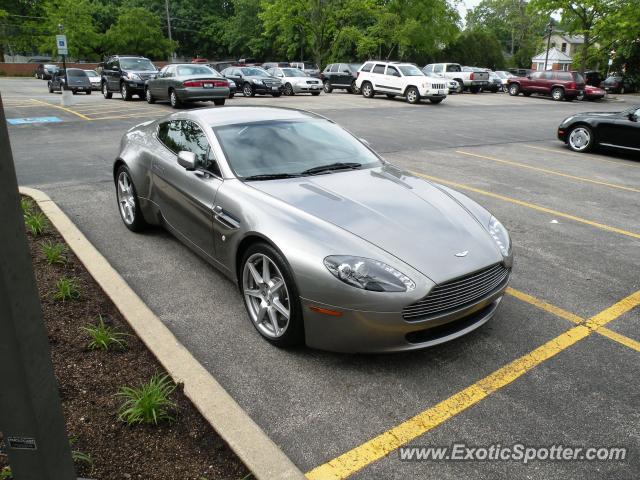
[7,117,62,125]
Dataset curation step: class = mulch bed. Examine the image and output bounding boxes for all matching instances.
[0,198,249,480]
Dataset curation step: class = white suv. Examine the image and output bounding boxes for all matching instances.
[355,61,448,104]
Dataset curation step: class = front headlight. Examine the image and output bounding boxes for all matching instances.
[252,78,263,84]
[126,72,141,81]
[324,256,415,292]
[488,216,511,257]
[229,80,236,87]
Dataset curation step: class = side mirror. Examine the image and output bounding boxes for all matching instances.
[177,151,196,170]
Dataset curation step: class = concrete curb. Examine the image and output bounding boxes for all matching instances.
[20,187,306,480]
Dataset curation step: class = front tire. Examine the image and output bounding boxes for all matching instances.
[509,83,520,96]
[102,82,112,99]
[241,243,303,348]
[48,82,53,93]
[121,82,132,101]
[115,166,148,232]
[551,87,564,101]
[145,87,155,104]
[323,80,333,93]
[405,86,420,104]
[361,82,374,98]
[567,125,594,153]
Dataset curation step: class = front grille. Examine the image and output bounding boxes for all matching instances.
[264,81,280,87]
[138,73,154,80]
[431,83,447,90]
[403,263,510,321]
[307,80,319,84]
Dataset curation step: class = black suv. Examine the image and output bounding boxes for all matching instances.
[101,55,159,100]
[320,63,362,93]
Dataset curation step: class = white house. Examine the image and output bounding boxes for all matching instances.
[531,47,574,71]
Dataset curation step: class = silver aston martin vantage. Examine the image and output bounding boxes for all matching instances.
[113,106,513,353]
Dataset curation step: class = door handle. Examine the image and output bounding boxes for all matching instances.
[213,206,239,229]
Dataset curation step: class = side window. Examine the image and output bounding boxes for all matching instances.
[531,72,543,79]
[372,64,386,74]
[158,121,220,175]
[386,66,400,77]
[424,65,434,74]
[361,62,374,73]
[446,64,461,72]
[541,72,553,80]
[329,64,337,73]
[323,64,332,72]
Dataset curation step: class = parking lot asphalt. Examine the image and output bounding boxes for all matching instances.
[3,77,639,479]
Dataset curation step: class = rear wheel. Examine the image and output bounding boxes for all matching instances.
[241,243,303,348]
[121,82,132,101]
[508,83,520,96]
[406,86,420,104]
[455,80,464,93]
[102,82,112,99]
[350,80,360,94]
[213,98,225,106]
[323,80,333,93]
[284,83,294,96]
[551,87,564,101]
[361,82,374,98]
[169,89,181,108]
[567,125,594,153]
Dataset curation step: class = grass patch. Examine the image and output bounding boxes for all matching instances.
[41,241,68,265]
[53,277,81,301]
[117,374,177,426]
[24,211,48,236]
[21,197,34,216]
[82,315,128,351]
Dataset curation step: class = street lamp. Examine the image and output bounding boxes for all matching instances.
[543,22,553,71]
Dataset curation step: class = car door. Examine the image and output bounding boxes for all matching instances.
[151,66,168,98]
[333,64,349,86]
[607,108,640,150]
[151,119,222,258]
[370,63,387,91]
[384,65,403,94]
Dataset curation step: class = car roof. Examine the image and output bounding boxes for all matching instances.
[182,106,324,127]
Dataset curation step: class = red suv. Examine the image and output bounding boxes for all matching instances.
[507,70,585,101]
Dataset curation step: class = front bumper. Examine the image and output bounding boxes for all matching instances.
[124,80,146,93]
[253,83,284,94]
[419,87,448,98]
[302,279,508,353]
[292,82,322,93]
[89,82,102,90]
[176,86,230,102]
[557,127,568,142]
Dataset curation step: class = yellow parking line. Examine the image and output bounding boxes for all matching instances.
[89,112,165,120]
[506,287,584,324]
[456,150,640,194]
[29,98,91,121]
[597,327,640,353]
[524,144,640,168]
[306,289,640,479]
[81,108,158,116]
[412,172,640,240]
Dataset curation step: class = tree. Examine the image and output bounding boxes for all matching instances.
[40,0,102,60]
[530,0,618,72]
[442,30,506,68]
[104,7,174,59]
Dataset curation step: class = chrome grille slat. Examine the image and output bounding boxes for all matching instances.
[403,264,509,321]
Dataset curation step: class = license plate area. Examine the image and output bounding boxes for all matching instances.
[203,83,213,88]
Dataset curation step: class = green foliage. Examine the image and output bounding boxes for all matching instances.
[24,211,48,236]
[117,373,177,425]
[72,449,94,470]
[82,315,128,350]
[53,276,81,301]
[41,241,68,265]
[104,7,174,59]
[21,197,34,216]
[442,30,506,69]
[0,466,11,480]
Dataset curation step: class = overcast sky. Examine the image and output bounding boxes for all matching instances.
[455,0,482,26]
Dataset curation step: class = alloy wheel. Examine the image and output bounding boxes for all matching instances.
[121,83,128,100]
[568,127,591,152]
[116,171,136,225]
[362,83,372,97]
[243,84,253,97]
[284,83,294,96]
[242,253,291,339]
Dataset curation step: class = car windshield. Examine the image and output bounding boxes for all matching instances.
[304,63,317,69]
[214,119,382,179]
[572,72,585,83]
[281,68,306,77]
[240,67,269,76]
[85,70,98,77]
[605,76,622,83]
[66,69,86,77]
[45,64,57,69]
[494,71,508,78]
[398,65,424,76]
[120,58,156,71]
[177,65,215,76]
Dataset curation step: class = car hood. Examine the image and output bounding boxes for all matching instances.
[245,75,281,82]
[250,167,502,283]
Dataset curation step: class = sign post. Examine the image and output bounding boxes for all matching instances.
[56,34,68,88]
[0,94,77,479]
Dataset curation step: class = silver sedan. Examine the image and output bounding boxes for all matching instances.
[267,67,322,96]
[145,64,230,108]
[113,107,513,353]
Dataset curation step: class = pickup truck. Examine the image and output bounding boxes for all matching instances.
[422,63,489,93]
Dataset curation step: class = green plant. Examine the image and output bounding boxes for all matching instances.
[53,277,81,301]
[21,197,34,216]
[72,449,94,471]
[117,373,177,425]
[0,466,12,480]
[41,241,68,265]
[24,211,47,236]
[82,315,128,351]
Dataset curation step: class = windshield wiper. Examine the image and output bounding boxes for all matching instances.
[300,162,362,176]
[243,173,302,181]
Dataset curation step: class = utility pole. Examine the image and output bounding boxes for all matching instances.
[0,94,76,479]
[543,22,553,71]
[165,0,173,62]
